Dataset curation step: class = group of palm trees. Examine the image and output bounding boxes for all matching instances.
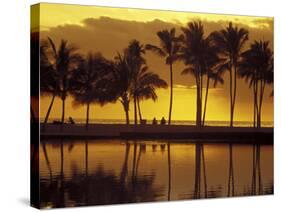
[39,21,273,129]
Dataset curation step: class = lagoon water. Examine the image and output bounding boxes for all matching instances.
[39,139,273,208]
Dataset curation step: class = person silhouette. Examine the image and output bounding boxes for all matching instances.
[160,117,166,125]
[152,117,157,125]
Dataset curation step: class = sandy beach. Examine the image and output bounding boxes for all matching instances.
[40,123,273,143]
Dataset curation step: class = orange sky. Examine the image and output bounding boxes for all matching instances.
[35,3,274,123]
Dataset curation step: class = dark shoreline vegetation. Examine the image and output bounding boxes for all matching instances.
[35,20,273,131]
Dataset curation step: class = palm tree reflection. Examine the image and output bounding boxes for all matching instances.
[167,142,171,200]
[40,141,163,208]
[251,144,263,195]
[193,143,208,199]
[42,141,53,181]
[227,144,235,197]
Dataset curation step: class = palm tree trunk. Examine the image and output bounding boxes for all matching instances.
[122,99,130,125]
[61,98,65,124]
[43,94,55,130]
[137,97,142,121]
[168,63,173,125]
[125,110,130,125]
[229,66,234,127]
[86,102,90,129]
[253,80,257,128]
[167,142,171,200]
[200,69,203,126]
[202,76,210,127]
[134,95,138,125]
[196,74,201,127]
[257,80,266,128]
[231,64,238,127]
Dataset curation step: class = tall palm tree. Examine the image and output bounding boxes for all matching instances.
[47,37,81,125]
[211,22,249,127]
[180,21,219,127]
[70,52,113,128]
[40,40,59,129]
[126,40,146,125]
[108,52,132,124]
[146,28,181,125]
[239,40,273,128]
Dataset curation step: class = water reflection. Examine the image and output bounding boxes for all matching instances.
[39,140,273,208]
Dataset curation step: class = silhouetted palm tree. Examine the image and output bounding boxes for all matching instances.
[180,21,222,127]
[40,40,59,129]
[201,42,224,126]
[126,40,146,125]
[146,28,181,125]
[239,40,273,128]
[108,40,167,125]
[47,37,81,125]
[109,52,132,124]
[70,52,113,128]
[133,66,168,122]
[211,23,249,127]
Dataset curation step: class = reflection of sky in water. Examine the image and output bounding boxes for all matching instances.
[39,139,273,208]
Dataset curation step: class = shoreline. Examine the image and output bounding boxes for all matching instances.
[40,123,273,144]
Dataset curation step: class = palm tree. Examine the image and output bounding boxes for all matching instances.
[211,22,249,127]
[133,66,168,123]
[201,46,224,126]
[40,40,59,129]
[47,37,81,125]
[126,40,146,125]
[179,21,212,127]
[70,52,113,128]
[108,40,167,125]
[31,32,39,123]
[146,28,181,125]
[239,40,273,128]
[108,52,132,124]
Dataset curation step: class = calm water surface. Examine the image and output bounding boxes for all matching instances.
[39,139,273,208]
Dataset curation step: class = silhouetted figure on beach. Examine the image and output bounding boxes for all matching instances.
[152,117,157,125]
[69,117,75,124]
[160,117,166,125]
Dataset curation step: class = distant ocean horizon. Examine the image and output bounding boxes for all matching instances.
[41,118,273,127]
